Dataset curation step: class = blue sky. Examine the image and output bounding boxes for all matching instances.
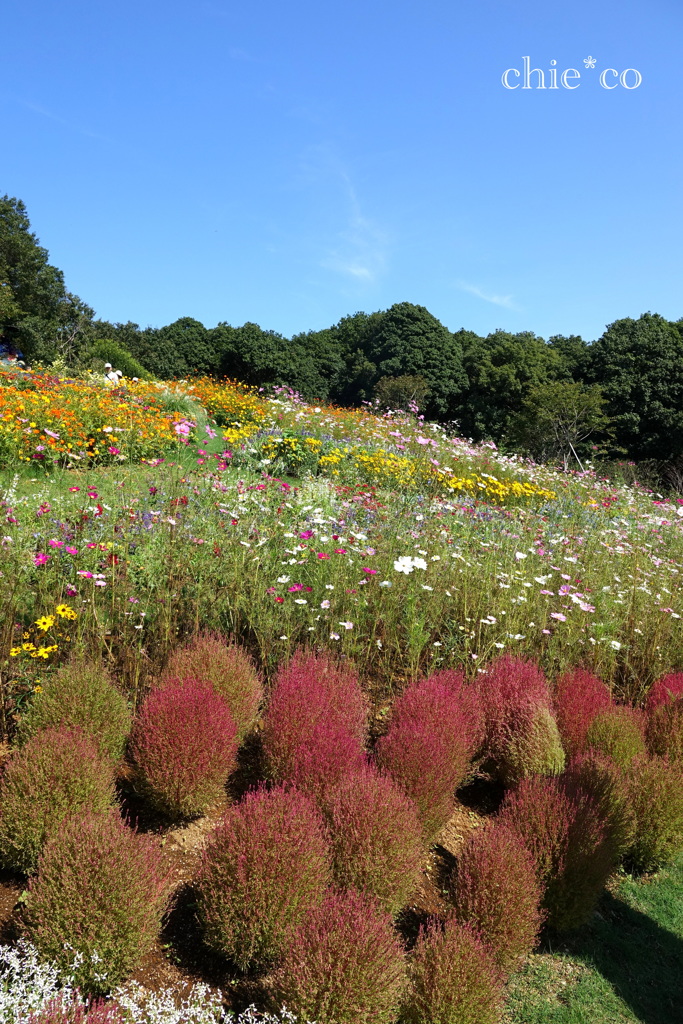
[2,0,681,341]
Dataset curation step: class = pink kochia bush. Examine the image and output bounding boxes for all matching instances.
[273,888,406,1024]
[23,811,171,996]
[261,650,368,799]
[321,766,424,915]
[498,775,616,932]
[478,656,564,784]
[450,824,543,972]
[28,996,124,1023]
[196,784,331,970]
[160,632,263,740]
[403,918,503,1024]
[553,668,613,758]
[130,680,238,819]
[645,672,683,712]
[375,670,481,841]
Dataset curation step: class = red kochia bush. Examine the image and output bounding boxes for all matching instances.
[160,631,263,740]
[478,655,563,783]
[130,680,238,819]
[28,997,123,1023]
[261,650,368,799]
[375,671,480,841]
[321,766,424,915]
[24,811,171,996]
[563,751,635,863]
[450,824,543,972]
[196,784,331,969]
[553,668,613,758]
[498,775,616,932]
[646,672,683,712]
[273,888,406,1024]
[403,918,503,1024]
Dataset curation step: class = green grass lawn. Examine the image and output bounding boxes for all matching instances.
[505,855,683,1024]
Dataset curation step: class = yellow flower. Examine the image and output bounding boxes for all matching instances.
[34,685,43,692]
[55,604,77,620]
[9,647,22,657]
[34,615,56,632]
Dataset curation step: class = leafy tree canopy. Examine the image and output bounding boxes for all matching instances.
[588,313,683,461]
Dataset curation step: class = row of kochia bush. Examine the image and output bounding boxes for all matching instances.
[1,636,683,1024]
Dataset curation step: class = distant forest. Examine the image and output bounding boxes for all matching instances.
[2,194,683,479]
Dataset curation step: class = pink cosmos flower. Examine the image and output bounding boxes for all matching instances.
[288,584,304,592]
[550,612,567,622]
[317,552,330,559]
[48,539,63,549]
[361,567,378,574]
[299,530,314,539]
[69,486,80,492]
[33,552,50,566]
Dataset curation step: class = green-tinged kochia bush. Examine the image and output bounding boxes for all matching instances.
[196,785,331,970]
[160,632,263,740]
[585,706,647,767]
[403,917,503,1024]
[562,751,635,863]
[553,668,613,758]
[23,811,172,996]
[273,888,406,1024]
[625,755,683,871]
[502,705,565,785]
[478,656,562,784]
[498,775,617,932]
[450,824,543,972]
[19,660,131,764]
[130,679,238,819]
[321,767,424,915]
[646,699,683,764]
[0,727,116,873]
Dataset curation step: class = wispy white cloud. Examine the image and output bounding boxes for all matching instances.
[19,99,112,143]
[319,167,388,285]
[456,280,520,311]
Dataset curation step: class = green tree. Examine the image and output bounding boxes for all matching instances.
[547,334,591,381]
[456,330,561,440]
[588,313,683,461]
[373,374,430,413]
[510,380,610,468]
[360,302,467,418]
[0,195,94,364]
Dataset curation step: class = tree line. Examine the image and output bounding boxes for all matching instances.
[2,194,683,478]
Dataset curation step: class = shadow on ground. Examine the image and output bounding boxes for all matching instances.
[561,888,683,1024]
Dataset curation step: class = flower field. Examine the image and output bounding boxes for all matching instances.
[0,368,682,1022]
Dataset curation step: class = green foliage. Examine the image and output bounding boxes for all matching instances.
[373,374,430,413]
[625,756,683,872]
[18,659,132,764]
[563,751,636,864]
[403,917,503,1024]
[0,196,95,365]
[23,810,171,995]
[646,700,683,764]
[510,380,610,467]
[456,329,561,440]
[361,302,467,419]
[87,340,151,379]
[502,705,566,785]
[588,312,683,461]
[585,707,647,768]
[0,727,116,873]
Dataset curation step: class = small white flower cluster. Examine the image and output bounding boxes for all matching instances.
[0,942,314,1024]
